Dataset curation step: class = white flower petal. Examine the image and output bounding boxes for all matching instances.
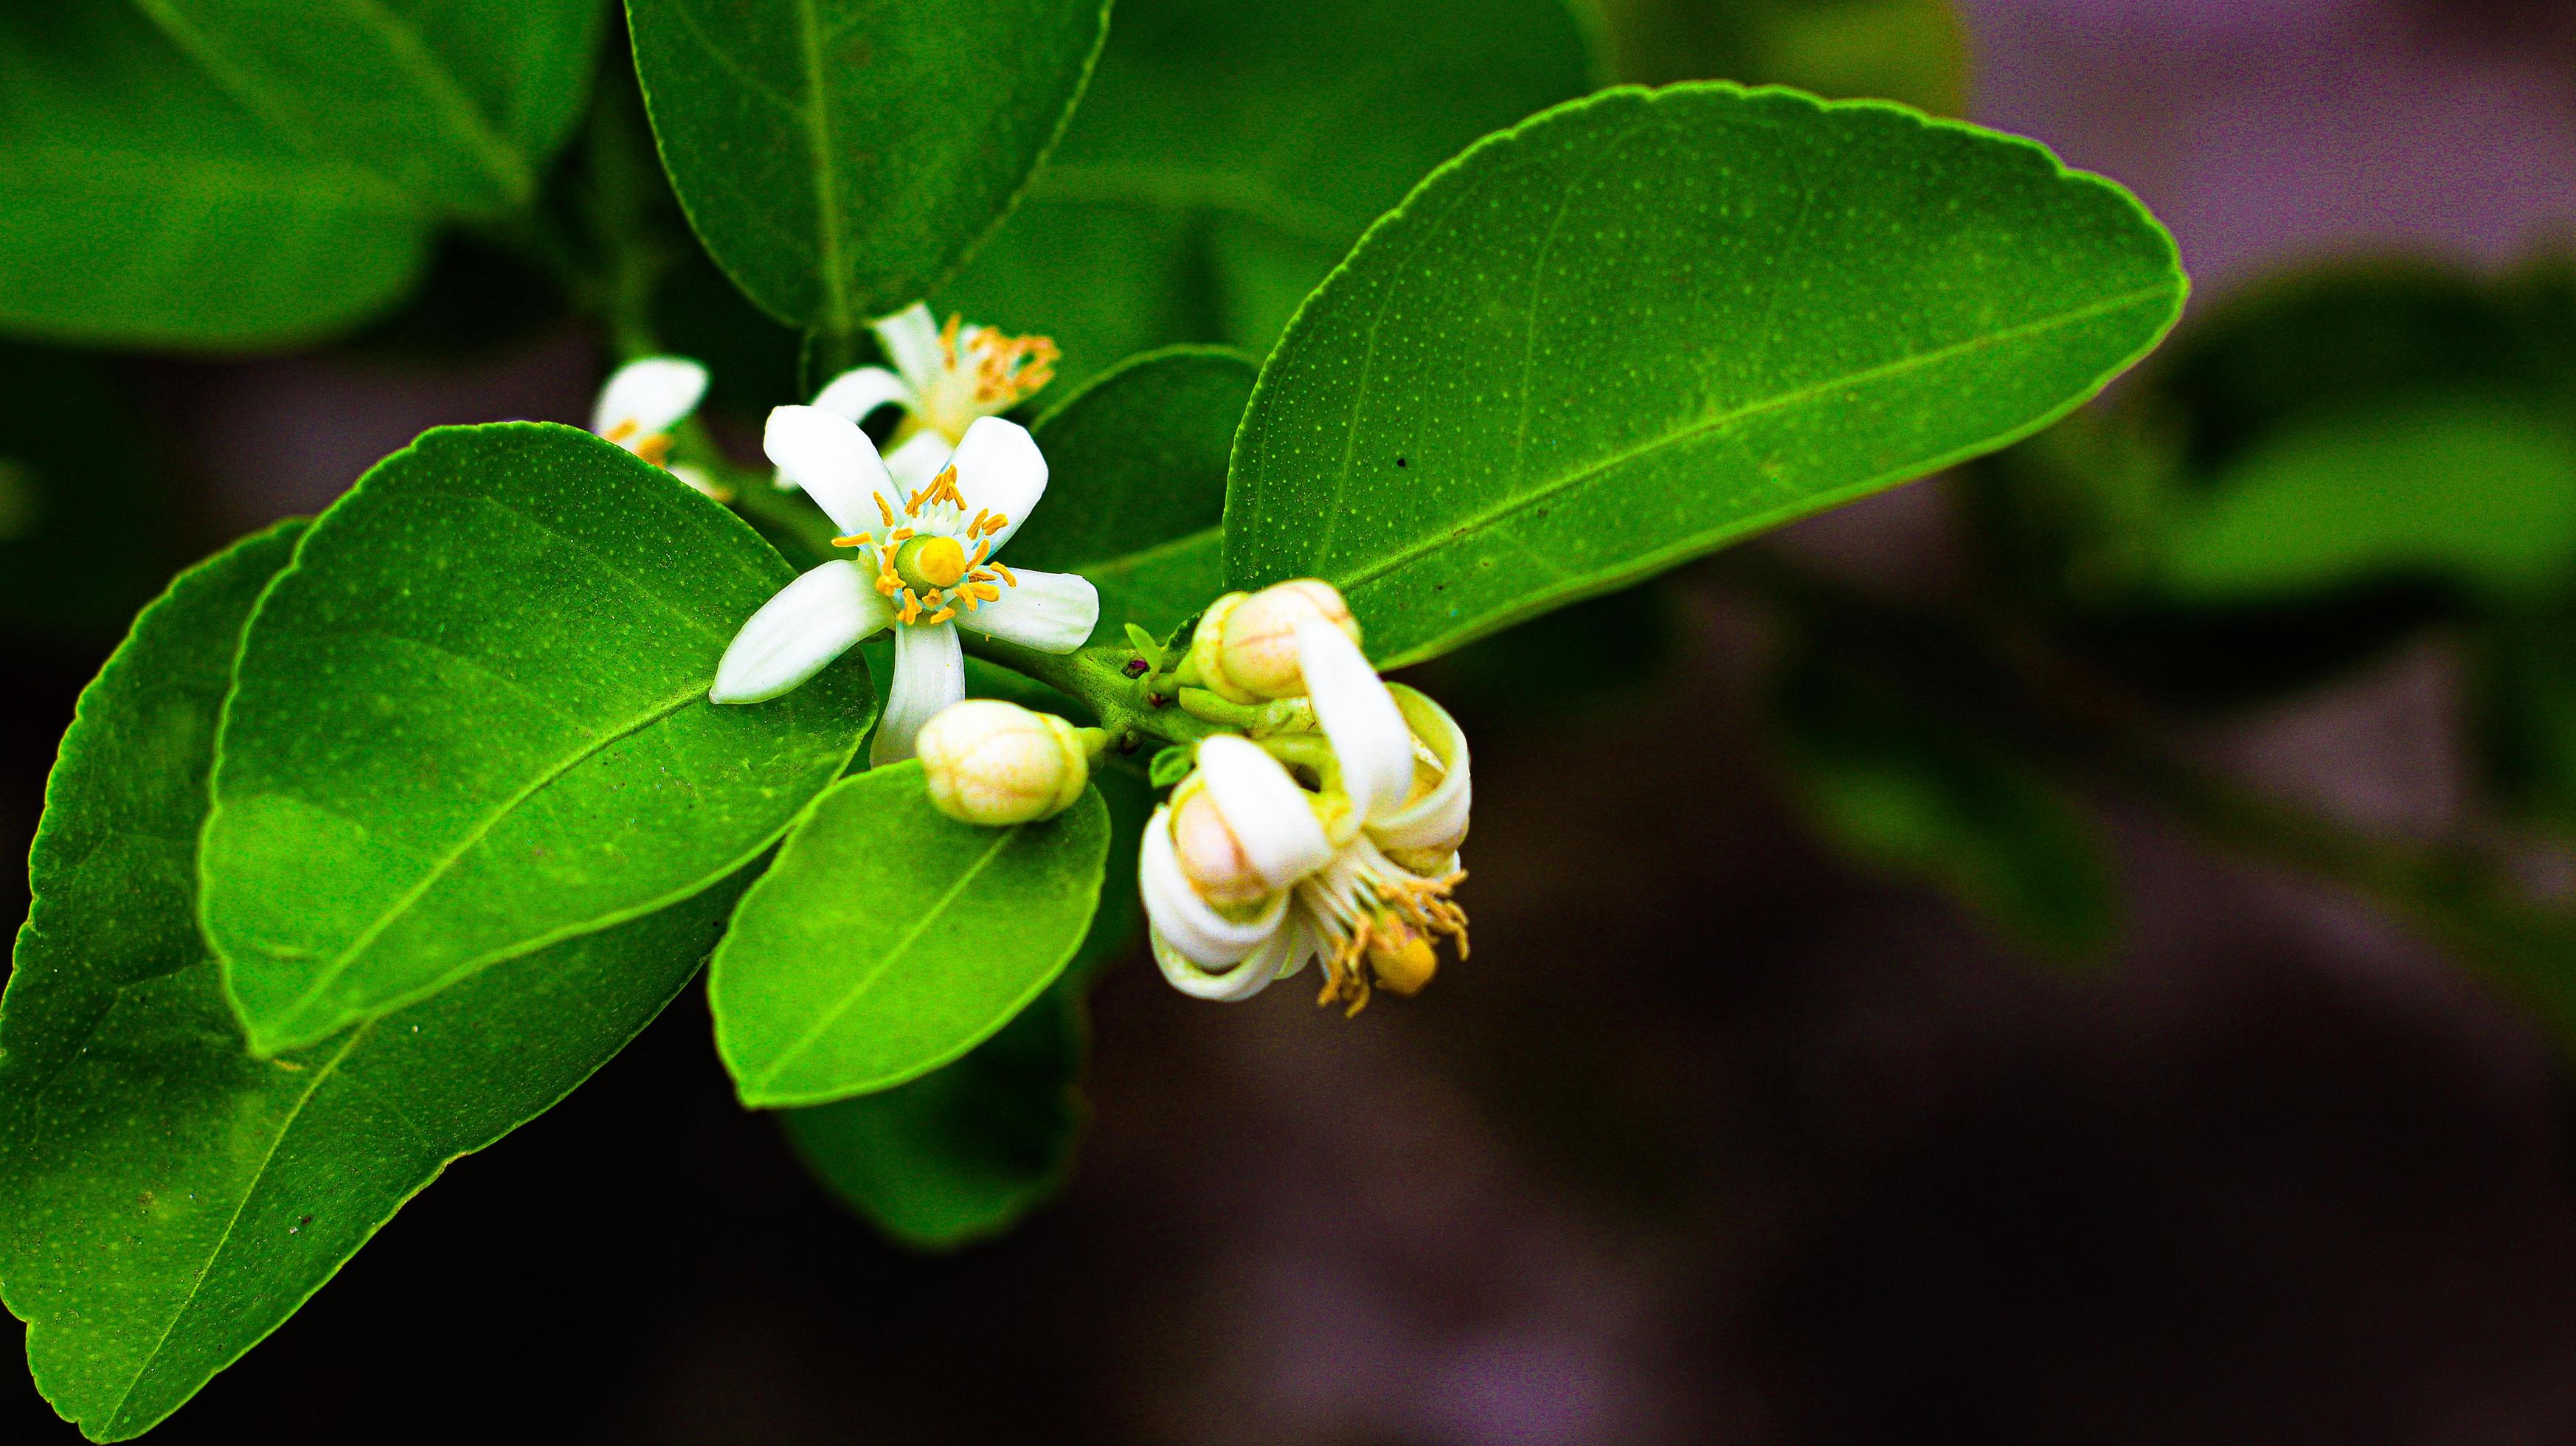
[950,566,1097,654]
[811,365,915,425]
[947,417,1047,553]
[1153,924,1294,1002]
[1296,620,1413,822]
[870,620,966,765]
[591,356,707,438]
[871,302,946,392]
[1367,683,1472,851]
[1139,803,1290,968]
[764,405,899,537]
[710,561,890,704]
[882,429,955,490]
[1197,736,1335,889]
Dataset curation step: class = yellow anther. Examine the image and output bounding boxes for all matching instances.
[603,418,639,443]
[927,606,958,624]
[889,527,914,542]
[874,494,896,527]
[830,534,868,548]
[971,536,991,566]
[969,583,1000,602]
[939,312,963,366]
[992,561,1017,587]
[634,433,673,467]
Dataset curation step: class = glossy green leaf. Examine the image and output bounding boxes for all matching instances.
[201,423,873,1056]
[1,523,746,1442]
[0,4,429,349]
[939,0,1594,388]
[781,972,1086,1250]
[1589,0,1968,114]
[2156,398,2576,603]
[1773,660,2119,966]
[626,0,1112,332]
[1018,345,1255,638]
[134,0,602,219]
[1227,84,2188,667]
[711,762,1109,1107]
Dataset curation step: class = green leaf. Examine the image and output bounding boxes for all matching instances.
[711,761,1109,1107]
[201,423,873,1056]
[134,0,603,219]
[1588,0,1969,115]
[938,0,1595,388]
[1226,84,2189,668]
[0,4,429,349]
[1018,345,1255,637]
[1772,660,2119,966]
[626,0,1112,333]
[780,972,1085,1250]
[2156,398,2576,603]
[1,523,745,1442]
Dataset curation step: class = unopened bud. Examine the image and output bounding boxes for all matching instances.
[916,700,1091,826]
[1170,785,1270,907]
[1365,915,1438,996]
[1218,580,1360,700]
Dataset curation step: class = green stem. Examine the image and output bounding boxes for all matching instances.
[958,631,1234,756]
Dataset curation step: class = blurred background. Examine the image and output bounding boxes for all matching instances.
[11,0,2576,1440]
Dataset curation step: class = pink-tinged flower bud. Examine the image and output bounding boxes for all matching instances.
[1168,786,1270,907]
[1216,580,1360,700]
[916,700,1090,826]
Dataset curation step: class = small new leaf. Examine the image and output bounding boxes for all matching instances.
[712,762,1109,1107]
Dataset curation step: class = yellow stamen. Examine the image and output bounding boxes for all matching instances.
[830,534,868,548]
[926,606,958,624]
[939,312,963,367]
[634,433,673,467]
[874,494,896,527]
[971,536,991,566]
[969,583,1000,603]
[992,561,1017,587]
[603,418,639,443]
[888,527,914,542]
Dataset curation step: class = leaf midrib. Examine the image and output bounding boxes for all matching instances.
[103,1023,370,1435]
[789,0,853,332]
[747,820,1022,1092]
[257,687,704,1037]
[1319,283,2179,591]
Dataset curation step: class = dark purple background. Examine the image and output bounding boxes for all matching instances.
[10,0,2576,1439]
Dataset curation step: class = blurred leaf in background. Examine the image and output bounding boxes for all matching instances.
[1965,255,2576,712]
[1770,657,2120,966]
[781,972,1087,1251]
[0,4,430,349]
[938,0,1596,389]
[0,345,179,640]
[1585,0,1968,114]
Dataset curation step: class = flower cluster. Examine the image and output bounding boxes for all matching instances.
[1138,590,1472,1013]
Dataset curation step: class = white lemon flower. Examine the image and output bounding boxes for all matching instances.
[1141,622,1472,1014]
[798,302,1059,491]
[709,405,1099,765]
[590,356,727,499]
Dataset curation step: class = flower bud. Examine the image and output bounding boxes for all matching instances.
[916,699,1090,826]
[1217,580,1360,700]
[1169,786,1270,907]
